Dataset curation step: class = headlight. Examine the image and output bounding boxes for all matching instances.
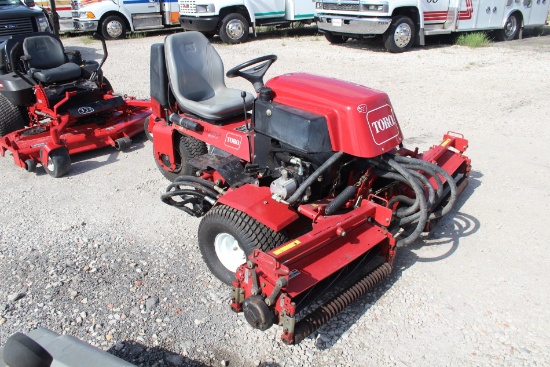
[360,3,389,12]
[196,4,215,13]
[316,2,323,9]
[36,15,50,32]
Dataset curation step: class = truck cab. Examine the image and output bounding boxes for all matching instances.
[178,0,317,43]
[72,0,180,40]
[0,0,51,42]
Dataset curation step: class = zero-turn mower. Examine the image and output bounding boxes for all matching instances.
[150,32,471,344]
[0,32,151,178]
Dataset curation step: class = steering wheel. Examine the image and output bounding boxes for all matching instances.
[226,54,277,92]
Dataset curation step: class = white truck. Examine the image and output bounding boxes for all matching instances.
[71,0,181,39]
[315,0,550,52]
[177,0,317,43]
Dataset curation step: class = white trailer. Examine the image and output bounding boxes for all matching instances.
[315,0,550,52]
[178,0,317,43]
[72,0,181,40]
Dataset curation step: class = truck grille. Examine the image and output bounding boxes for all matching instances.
[179,0,196,13]
[322,3,360,11]
[0,18,34,37]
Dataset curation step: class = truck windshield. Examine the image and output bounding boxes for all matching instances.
[0,0,23,5]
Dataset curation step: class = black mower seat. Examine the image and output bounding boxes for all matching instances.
[22,35,81,84]
[164,32,254,121]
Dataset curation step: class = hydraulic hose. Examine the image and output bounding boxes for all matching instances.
[383,156,428,247]
[393,155,457,219]
[372,169,420,217]
[162,176,220,217]
[324,185,358,215]
[286,151,344,205]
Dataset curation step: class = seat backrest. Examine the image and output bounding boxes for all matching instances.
[164,32,225,102]
[23,35,66,70]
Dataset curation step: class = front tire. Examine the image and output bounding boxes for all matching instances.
[155,134,207,181]
[383,16,415,53]
[41,147,71,178]
[101,15,127,40]
[324,32,348,44]
[219,13,249,44]
[198,205,288,285]
[0,94,27,137]
[496,13,520,41]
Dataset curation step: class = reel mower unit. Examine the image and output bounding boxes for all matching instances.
[150,32,471,344]
[0,32,151,177]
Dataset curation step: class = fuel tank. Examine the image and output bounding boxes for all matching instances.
[265,73,403,158]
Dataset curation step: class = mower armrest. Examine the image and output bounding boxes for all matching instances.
[65,50,82,65]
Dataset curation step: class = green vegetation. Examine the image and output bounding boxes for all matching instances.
[455,32,491,48]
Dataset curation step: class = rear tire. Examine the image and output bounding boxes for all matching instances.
[324,32,348,44]
[383,16,415,53]
[41,147,71,178]
[198,205,289,285]
[156,134,207,181]
[219,13,249,44]
[0,94,27,137]
[495,13,520,41]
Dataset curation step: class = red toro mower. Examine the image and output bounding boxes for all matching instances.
[0,32,151,177]
[150,32,471,344]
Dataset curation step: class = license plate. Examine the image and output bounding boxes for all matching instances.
[332,18,342,27]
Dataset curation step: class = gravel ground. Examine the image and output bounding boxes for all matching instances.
[1,29,550,367]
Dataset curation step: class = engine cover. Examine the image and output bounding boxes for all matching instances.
[265,73,403,158]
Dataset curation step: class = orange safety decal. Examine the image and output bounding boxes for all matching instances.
[273,240,301,255]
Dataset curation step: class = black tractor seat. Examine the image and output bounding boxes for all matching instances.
[164,32,254,121]
[22,35,82,84]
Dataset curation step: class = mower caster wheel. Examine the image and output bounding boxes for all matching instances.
[114,137,131,151]
[25,159,36,173]
[198,205,288,285]
[41,147,71,178]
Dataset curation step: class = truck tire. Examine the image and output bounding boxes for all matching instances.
[495,13,520,41]
[198,205,289,285]
[219,13,249,44]
[0,94,27,137]
[383,16,415,53]
[156,134,207,181]
[101,15,127,40]
[324,32,348,44]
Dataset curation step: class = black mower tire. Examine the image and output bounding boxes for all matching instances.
[324,32,348,44]
[198,205,289,285]
[383,16,415,53]
[219,13,249,44]
[495,13,520,41]
[101,15,127,40]
[40,147,71,178]
[156,134,207,181]
[0,94,27,137]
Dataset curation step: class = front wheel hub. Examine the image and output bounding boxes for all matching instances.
[214,232,246,271]
[394,23,412,48]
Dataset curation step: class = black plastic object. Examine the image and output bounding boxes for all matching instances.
[67,96,124,117]
[150,43,169,108]
[3,332,53,367]
[168,113,203,132]
[243,295,274,331]
[254,99,332,154]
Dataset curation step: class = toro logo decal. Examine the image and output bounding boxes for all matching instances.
[366,104,400,146]
[78,106,95,115]
[224,133,242,150]
[357,104,368,114]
